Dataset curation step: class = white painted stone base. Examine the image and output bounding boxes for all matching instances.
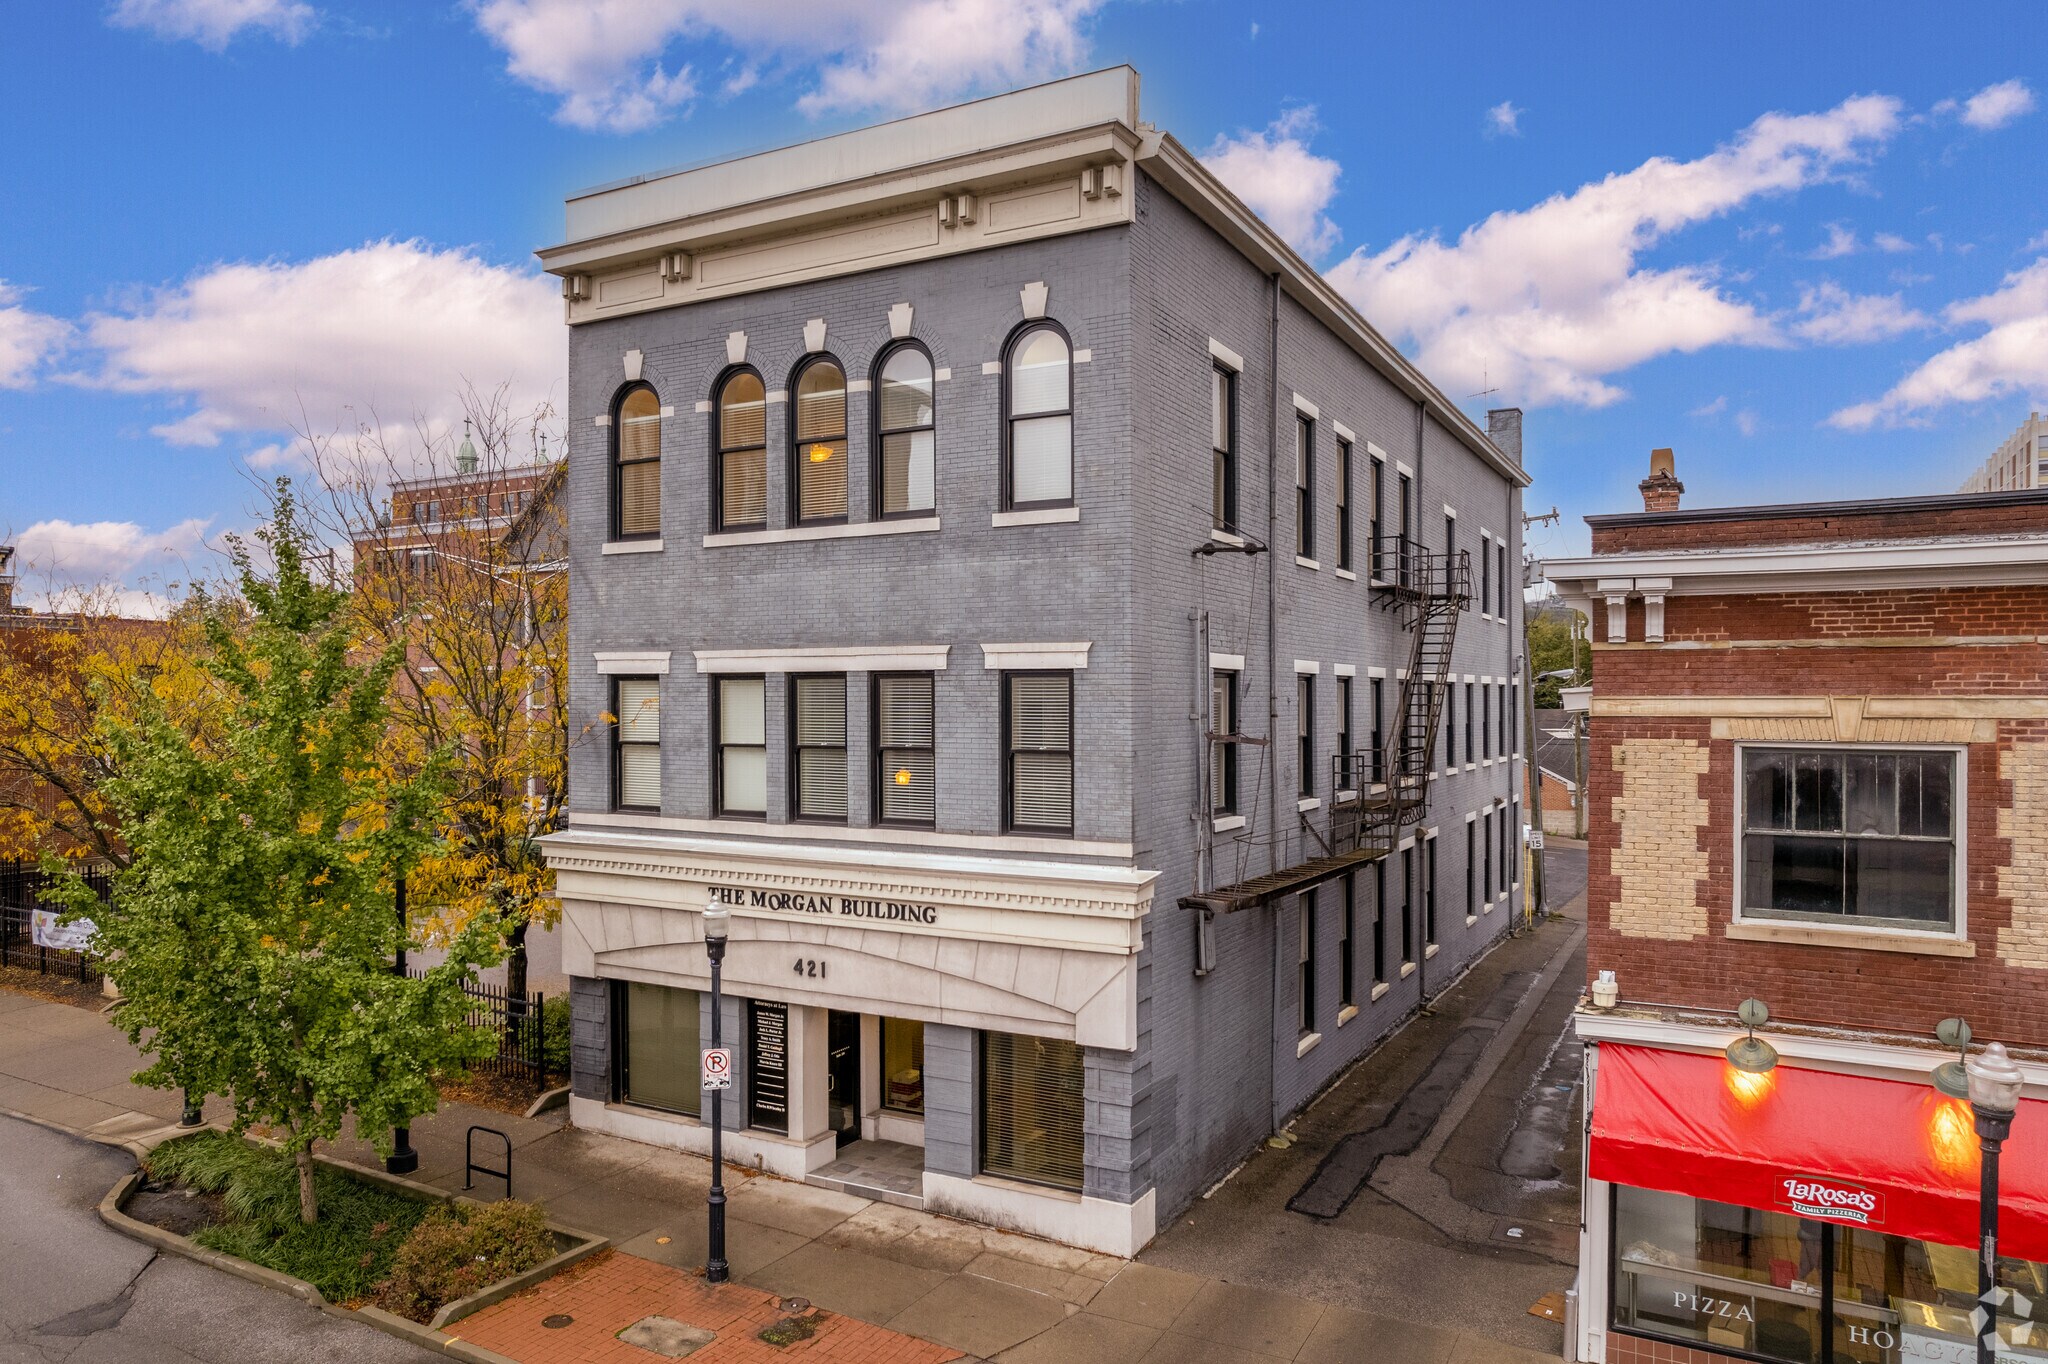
[568,1095,837,1180]
[923,1171,1156,1257]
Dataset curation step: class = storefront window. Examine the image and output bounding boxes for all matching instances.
[881,1017,925,1116]
[980,1031,1084,1191]
[1613,1185,2048,1363]
[619,982,700,1117]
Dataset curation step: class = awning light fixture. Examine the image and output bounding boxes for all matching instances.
[1931,1016,1974,1100]
[1725,997,1779,1075]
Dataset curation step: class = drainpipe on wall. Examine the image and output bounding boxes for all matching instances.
[1265,270,1282,1126]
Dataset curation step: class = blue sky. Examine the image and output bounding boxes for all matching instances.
[3,1,2046,604]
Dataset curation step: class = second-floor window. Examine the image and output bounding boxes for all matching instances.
[1480,533,1492,612]
[792,675,848,821]
[1005,324,1072,509]
[716,675,766,816]
[1337,440,1353,570]
[1741,747,1957,931]
[613,384,661,539]
[1295,416,1315,559]
[793,357,849,524]
[1337,676,1352,789]
[876,345,936,518]
[1212,365,1237,531]
[875,674,936,826]
[1211,669,1238,814]
[612,677,660,811]
[1368,456,1384,577]
[715,370,767,531]
[1370,678,1385,784]
[1004,671,1073,833]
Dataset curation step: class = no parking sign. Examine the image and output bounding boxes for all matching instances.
[702,1047,733,1091]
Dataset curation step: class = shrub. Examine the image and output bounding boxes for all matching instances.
[371,1200,555,1322]
[541,994,571,1077]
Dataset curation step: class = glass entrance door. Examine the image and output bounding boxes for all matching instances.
[826,1011,861,1147]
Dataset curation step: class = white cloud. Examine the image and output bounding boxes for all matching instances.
[1326,93,1903,407]
[468,0,1103,132]
[2023,230,2048,254]
[1957,79,2036,131]
[1790,281,1931,344]
[75,240,561,459]
[1203,107,1343,260]
[0,282,69,389]
[1829,258,2048,427]
[1810,222,1860,259]
[1735,408,1760,438]
[108,0,314,50]
[1689,395,1728,417]
[8,518,214,613]
[1486,101,1522,138]
[1873,232,1914,254]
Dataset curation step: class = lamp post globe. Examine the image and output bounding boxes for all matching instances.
[1965,1040,2025,1364]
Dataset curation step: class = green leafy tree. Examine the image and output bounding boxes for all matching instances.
[52,488,496,1224]
[1527,604,1592,709]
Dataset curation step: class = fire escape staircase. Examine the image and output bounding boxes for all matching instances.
[1182,537,1470,914]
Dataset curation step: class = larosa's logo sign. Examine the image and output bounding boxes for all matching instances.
[1776,1175,1884,1226]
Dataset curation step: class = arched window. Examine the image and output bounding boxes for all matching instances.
[714,369,767,531]
[874,344,935,518]
[1003,324,1072,510]
[791,356,848,524]
[612,383,661,539]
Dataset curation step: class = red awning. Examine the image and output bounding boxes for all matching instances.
[1591,1043,2048,1261]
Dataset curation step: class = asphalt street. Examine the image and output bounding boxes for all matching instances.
[0,1113,440,1364]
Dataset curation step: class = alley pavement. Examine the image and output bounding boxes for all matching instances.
[0,846,1588,1364]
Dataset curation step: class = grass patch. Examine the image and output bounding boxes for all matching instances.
[758,1314,822,1347]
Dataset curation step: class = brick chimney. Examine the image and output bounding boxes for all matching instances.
[1487,408,1523,464]
[1639,448,1684,512]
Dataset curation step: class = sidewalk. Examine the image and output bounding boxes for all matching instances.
[0,986,1564,1364]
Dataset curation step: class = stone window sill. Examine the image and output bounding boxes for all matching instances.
[705,517,938,548]
[992,506,1078,528]
[1336,1004,1360,1027]
[1335,567,1358,581]
[1370,982,1392,1001]
[1399,961,1417,979]
[1212,814,1246,833]
[1425,943,1440,959]
[1465,914,1478,927]
[1295,556,1320,571]
[1725,920,1976,957]
[603,538,663,555]
[1296,1031,1323,1058]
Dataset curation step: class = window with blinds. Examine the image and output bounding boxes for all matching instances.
[620,982,699,1116]
[980,1031,1084,1190]
[613,677,660,810]
[717,676,766,815]
[1004,672,1073,833]
[717,370,767,530]
[1295,416,1314,558]
[1005,326,1072,508]
[1210,669,1237,815]
[1337,676,1352,781]
[877,346,936,517]
[614,385,661,539]
[1336,440,1352,570]
[875,674,935,826]
[1297,674,1314,798]
[793,358,848,524]
[1297,890,1317,1033]
[792,675,848,821]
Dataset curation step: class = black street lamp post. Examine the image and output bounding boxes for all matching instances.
[1966,1041,2024,1364]
[387,873,419,1175]
[703,898,730,1284]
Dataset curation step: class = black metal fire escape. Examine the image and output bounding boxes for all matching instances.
[1182,536,1470,914]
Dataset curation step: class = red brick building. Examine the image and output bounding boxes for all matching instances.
[1545,459,2048,1364]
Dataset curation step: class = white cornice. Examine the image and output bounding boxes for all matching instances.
[1546,534,2048,598]
[694,644,950,673]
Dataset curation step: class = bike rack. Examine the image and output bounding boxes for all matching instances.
[465,1124,512,1196]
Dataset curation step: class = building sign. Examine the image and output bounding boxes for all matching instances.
[1775,1175,1885,1227]
[31,910,94,952]
[710,883,939,926]
[747,1000,789,1134]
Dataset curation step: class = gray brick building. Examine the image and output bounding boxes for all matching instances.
[537,67,1531,1255]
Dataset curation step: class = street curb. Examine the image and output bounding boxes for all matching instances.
[94,1137,610,1357]
[523,1085,570,1119]
[0,1103,188,1162]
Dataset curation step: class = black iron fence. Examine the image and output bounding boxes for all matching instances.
[408,968,554,1088]
[0,859,111,984]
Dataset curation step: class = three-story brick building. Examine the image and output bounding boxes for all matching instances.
[538,67,1530,1254]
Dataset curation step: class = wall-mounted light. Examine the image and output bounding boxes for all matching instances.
[809,444,835,463]
[1725,997,1779,1074]
[1931,1016,1974,1099]
[894,768,913,786]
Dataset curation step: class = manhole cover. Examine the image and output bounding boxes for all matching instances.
[543,1314,574,1329]
[779,1297,810,1313]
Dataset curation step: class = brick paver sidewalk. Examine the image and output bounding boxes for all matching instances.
[455,1250,963,1364]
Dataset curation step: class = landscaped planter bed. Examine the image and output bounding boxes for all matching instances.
[101,1129,606,1356]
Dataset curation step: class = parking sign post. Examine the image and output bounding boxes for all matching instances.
[702,895,731,1284]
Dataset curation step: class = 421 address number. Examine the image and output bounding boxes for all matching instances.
[793,958,828,979]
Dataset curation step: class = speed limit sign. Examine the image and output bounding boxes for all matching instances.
[702,1047,733,1091]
